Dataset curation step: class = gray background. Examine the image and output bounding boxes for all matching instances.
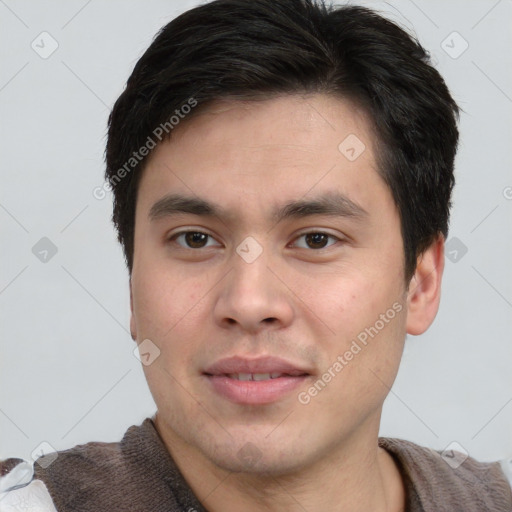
[1,0,511,463]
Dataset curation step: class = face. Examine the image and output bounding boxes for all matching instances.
[130,94,411,475]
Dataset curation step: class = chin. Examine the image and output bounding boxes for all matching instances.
[203,436,311,476]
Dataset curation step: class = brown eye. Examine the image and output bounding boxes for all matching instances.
[293,232,339,250]
[184,232,208,248]
[170,231,218,249]
[305,233,329,249]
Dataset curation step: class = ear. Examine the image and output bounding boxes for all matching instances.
[129,277,137,342]
[405,235,445,335]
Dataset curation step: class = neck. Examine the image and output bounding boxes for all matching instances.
[154,415,405,512]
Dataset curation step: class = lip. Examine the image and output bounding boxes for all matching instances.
[203,355,311,405]
[204,355,311,376]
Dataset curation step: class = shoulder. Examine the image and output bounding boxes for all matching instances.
[1,457,57,511]
[1,438,126,512]
[1,440,129,511]
[379,437,512,511]
[0,417,188,512]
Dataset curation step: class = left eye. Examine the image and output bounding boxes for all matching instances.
[292,232,339,250]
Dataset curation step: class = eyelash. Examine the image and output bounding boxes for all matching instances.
[167,230,342,250]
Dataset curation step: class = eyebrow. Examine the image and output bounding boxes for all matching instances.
[148,191,368,224]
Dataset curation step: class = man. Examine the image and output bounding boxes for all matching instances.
[1,0,511,510]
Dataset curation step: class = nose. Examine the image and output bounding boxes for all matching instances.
[213,243,295,334]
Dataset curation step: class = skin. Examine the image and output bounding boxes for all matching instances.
[129,94,444,512]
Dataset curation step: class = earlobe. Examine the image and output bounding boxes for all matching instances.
[405,236,445,336]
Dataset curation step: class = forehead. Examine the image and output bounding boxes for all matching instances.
[136,93,388,222]
[166,94,374,156]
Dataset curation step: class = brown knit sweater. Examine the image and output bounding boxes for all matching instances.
[1,417,511,511]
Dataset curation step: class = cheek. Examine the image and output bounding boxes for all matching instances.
[314,272,407,377]
[132,271,214,399]
[314,274,381,330]
[132,265,205,339]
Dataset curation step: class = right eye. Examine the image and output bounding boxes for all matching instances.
[168,230,221,249]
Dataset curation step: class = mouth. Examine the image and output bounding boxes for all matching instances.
[221,372,307,381]
[203,356,312,405]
